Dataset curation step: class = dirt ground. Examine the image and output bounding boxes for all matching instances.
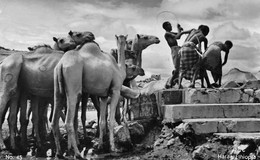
[0,110,194,160]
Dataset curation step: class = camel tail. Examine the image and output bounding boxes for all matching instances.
[55,63,64,95]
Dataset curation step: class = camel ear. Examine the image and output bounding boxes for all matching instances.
[137,34,140,39]
[68,30,73,36]
[53,37,58,42]
[125,35,128,39]
[28,47,33,51]
[115,35,118,40]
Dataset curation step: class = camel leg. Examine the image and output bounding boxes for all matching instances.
[109,89,121,152]
[38,99,49,142]
[75,101,80,146]
[81,93,89,138]
[51,92,63,158]
[98,97,108,151]
[31,96,42,149]
[121,98,129,123]
[115,102,121,125]
[90,95,100,137]
[64,93,81,158]
[19,93,29,154]
[0,92,11,150]
[8,89,20,152]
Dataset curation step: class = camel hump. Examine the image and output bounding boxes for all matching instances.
[28,44,54,54]
[78,42,101,54]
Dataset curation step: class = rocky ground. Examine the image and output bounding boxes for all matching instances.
[2,113,260,160]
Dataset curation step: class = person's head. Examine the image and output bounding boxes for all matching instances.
[162,21,172,31]
[198,25,210,36]
[225,40,233,49]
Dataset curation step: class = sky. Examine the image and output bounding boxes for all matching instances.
[0,0,260,80]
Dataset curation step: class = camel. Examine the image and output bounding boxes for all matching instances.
[68,32,145,137]
[0,46,30,153]
[0,31,95,155]
[121,34,160,122]
[130,34,160,68]
[17,32,96,155]
[68,30,95,45]
[0,53,23,152]
[51,35,133,158]
[18,44,69,155]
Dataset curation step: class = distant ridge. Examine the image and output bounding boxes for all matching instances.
[222,68,257,84]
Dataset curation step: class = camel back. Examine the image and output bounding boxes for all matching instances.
[20,52,64,96]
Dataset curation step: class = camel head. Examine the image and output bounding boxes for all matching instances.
[115,34,128,47]
[53,37,77,52]
[68,30,95,45]
[125,63,145,79]
[126,39,133,50]
[132,34,160,50]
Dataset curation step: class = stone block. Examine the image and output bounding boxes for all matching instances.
[162,89,183,104]
[183,118,260,134]
[185,88,220,104]
[219,88,242,103]
[163,103,260,122]
[242,80,260,89]
[130,94,158,120]
[255,89,260,101]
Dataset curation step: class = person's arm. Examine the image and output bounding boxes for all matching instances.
[180,29,193,35]
[222,51,229,66]
[194,45,202,55]
[203,38,208,51]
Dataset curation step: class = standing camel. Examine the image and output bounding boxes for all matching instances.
[131,34,160,68]
[51,35,131,158]
[18,34,95,155]
[123,34,160,121]
[0,53,23,152]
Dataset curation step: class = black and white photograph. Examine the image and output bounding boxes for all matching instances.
[0,0,260,159]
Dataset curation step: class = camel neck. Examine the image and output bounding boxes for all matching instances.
[117,42,126,79]
[118,45,126,67]
[131,42,142,68]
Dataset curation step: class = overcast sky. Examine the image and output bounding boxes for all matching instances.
[0,0,260,80]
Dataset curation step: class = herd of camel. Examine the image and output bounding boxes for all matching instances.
[0,31,161,159]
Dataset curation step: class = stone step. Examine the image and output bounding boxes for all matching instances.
[163,103,260,122]
[182,118,260,134]
[162,88,260,104]
[214,132,260,141]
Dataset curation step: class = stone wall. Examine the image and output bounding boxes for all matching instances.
[163,88,260,104]
[130,92,159,120]
[129,86,260,120]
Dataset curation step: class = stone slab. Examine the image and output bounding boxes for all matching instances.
[163,103,260,122]
[182,118,260,134]
[162,88,260,104]
[214,133,260,140]
[162,89,184,105]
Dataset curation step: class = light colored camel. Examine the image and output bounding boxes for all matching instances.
[18,44,68,155]
[0,53,23,152]
[51,35,131,158]
[17,33,96,155]
[130,34,160,68]
[68,30,95,45]
[0,46,30,152]
[121,34,160,122]
[68,32,144,137]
